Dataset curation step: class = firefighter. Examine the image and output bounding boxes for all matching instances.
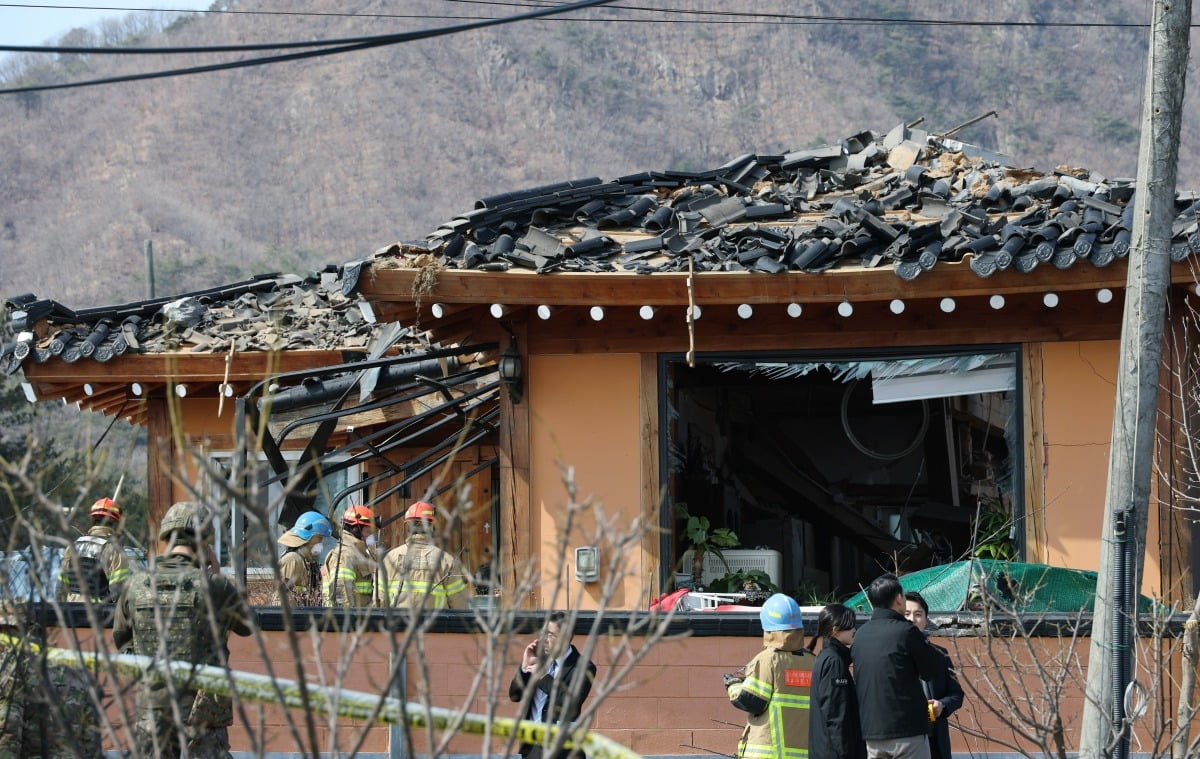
[322,505,377,607]
[725,593,817,759]
[382,501,468,610]
[272,511,332,606]
[57,497,132,603]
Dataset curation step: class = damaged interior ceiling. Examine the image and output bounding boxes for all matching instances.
[235,340,500,530]
[667,350,1017,597]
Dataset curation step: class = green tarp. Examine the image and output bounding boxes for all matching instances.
[843,560,1159,614]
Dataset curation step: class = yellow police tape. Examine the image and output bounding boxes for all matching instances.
[6,636,640,759]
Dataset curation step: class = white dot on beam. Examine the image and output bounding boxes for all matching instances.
[132,383,144,397]
[536,305,552,320]
[83,383,95,396]
[639,306,656,320]
[787,303,803,318]
[940,297,956,313]
[589,306,605,321]
[222,383,235,398]
[737,304,753,319]
[1097,288,1114,304]
[990,295,1005,310]
[1043,292,1059,308]
[174,384,188,398]
[431,303,446,319]
[889,299,905,315]
[837,301,854,318]
[489,304,506,319]
[688,305,702,320]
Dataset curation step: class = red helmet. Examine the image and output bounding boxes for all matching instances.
[341,505,375,528]
[404,501,436,523]
[90,497,122,522]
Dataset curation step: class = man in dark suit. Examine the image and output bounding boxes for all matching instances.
[509,611,597,759]
[852,573,945,759]
[904,592,965,759]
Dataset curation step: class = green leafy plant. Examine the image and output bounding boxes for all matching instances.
[973,500,1017,560]
[674,503,738,589]
[708,569,780,595]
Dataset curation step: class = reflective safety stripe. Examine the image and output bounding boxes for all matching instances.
[740,744,808,759]
[109,568,132,583]
[354,582,373,595]
[740,676,774,701]
[444,577,467,595]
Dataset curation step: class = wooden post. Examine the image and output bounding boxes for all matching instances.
[1080,1,1191,755]
[145,396,176,547]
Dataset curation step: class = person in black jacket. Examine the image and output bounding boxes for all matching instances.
[509,611,597,759]
[851,573,946,759]
[807,603,866,759]
[904,592,965,759]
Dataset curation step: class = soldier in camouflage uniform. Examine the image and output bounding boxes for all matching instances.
[272,511,332,606]
[113,501,254,758]
[0,602,101,758]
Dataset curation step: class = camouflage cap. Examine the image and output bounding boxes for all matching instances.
[158,500,215,544]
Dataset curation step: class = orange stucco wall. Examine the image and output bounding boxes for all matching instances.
[527,353,650,611]
[1038,340,1162,597]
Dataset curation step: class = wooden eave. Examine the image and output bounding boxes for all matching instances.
[360,258,1200,309]
[19,349,360,425]
[358,260,1200,354]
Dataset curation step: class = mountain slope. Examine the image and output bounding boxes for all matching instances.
[0,0,1177,307]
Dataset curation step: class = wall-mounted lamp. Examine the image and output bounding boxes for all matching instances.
[575,546,600,583]
[499,340,524,404]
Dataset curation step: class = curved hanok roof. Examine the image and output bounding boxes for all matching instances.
[2,267,408,423]
[357,124,1200,335]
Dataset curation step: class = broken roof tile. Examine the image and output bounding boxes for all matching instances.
[366,124,1200,283]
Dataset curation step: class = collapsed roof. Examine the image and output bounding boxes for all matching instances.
[1,267,392,378]
[368,123,1200,281]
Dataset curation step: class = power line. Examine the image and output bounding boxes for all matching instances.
[0,0,1158,39]
[0,0,618,94]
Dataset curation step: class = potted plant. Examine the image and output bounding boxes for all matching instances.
[675,503,739,590]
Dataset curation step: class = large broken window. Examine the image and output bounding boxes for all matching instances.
[664,348,1019,599]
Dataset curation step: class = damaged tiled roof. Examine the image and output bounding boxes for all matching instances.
[1,267,390,376]
[369,124,1200,279]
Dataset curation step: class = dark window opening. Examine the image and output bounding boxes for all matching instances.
[663,349,1021,601]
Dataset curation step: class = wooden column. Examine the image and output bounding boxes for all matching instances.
[1157,290,1200,604]
[145,396,177,545]
[639,352,664,606]
[1021,343,1047,563]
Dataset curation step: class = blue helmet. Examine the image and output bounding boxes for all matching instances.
[292,511,333,541]
[760,593,803,631]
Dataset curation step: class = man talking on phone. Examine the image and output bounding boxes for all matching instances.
[509,611,597,759]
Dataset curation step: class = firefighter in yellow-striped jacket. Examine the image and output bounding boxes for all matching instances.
[322,505,377,607]
[725,593,817,759]
[382,501,468,611]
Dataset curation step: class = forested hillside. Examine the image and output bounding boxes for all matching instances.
[0,0,1185,308]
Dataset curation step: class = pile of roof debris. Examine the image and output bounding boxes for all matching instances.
[1,269,383,376]
[371,123,1200,279]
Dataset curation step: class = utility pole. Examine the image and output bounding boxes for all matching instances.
[144,239,155,299]
[1079,1,1191,757]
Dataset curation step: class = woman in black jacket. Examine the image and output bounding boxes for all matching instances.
[807,604,866,759]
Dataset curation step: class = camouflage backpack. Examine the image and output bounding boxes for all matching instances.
[62,535,110,599]
[128,566,219,669]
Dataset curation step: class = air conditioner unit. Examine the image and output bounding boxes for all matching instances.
[679,548,783,588]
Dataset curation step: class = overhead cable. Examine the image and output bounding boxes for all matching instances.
[0,0,617,94]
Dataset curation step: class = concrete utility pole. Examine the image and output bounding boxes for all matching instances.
[1079,1,1191,757]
